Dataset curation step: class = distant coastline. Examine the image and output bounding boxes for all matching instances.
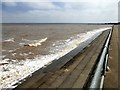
[1,22,120,25]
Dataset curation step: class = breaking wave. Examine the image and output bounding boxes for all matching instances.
[4,38,15,42]
[23,37,48,47]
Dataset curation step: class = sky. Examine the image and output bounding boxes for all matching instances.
[1,0,120,23]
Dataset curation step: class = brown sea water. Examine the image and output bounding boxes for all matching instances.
[2,24,110,61]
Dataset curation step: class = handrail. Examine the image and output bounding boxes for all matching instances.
[100,54,108,90]
[89,28,112,89]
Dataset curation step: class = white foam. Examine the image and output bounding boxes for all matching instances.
[19,53,28,56]
[8,50,14,52]
[23,37,48,47]
[0,61,9,65]
[27,38,47,47]
[19,43,25,46]
[12,53,17,57]
[4,38,14,42]
[0,27,112,89]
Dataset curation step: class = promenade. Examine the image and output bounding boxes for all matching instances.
[104,25,119,88]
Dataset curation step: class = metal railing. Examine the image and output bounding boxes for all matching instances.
[89,28,112,89]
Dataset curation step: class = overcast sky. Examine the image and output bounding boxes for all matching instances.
[1,0,119,23]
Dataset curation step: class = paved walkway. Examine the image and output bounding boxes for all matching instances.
[104,25,119,88]
[15,29,110,89]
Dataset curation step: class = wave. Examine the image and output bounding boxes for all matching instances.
[23,37,48,47]
[4,38,15,42]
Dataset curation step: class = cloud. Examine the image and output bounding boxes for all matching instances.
[2,0,119,2]
[2,1,62,12]
[24,2,60,10]
[2,2,17,7]
[2,1,119,23]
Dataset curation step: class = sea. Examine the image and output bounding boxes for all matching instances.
[1,23,112,88]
